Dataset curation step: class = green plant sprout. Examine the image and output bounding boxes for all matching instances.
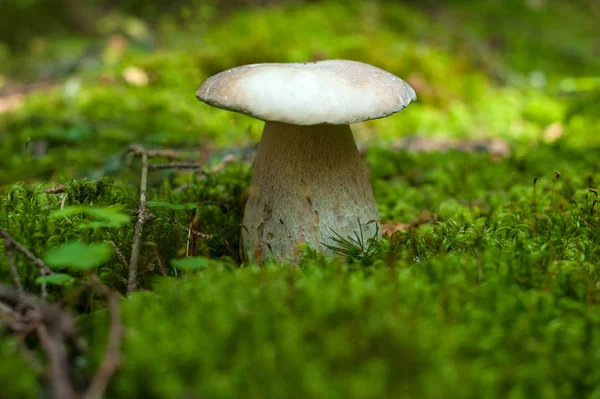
[322,219,382,267]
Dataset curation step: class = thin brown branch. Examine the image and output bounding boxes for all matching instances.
[178,221,211,240]
[0,301,21,330]
[0,303,68,395]
[0,228,53,276]
[220,240,231,260]
[172,183,192,193]
[185,220,192,257]
[0,227,52,297]
[127,144,193,159]
[0,285,80,354]
[189,210,199,257]
[128,149,151,293]
[0,283,79,399]
[60,193,69,210]
[0,302,44,354]
[60,193,72,224]
[144,242,167,276]
[125,143,238,288]
[43,184,66,194]
[0,284,38,313]
[108,240,129,270]
[82,292,122,399]
[5,241,23,299]
[148,162,207,171]
[212,153,236,173]
[1,272,123,399]
[37,323,76,399]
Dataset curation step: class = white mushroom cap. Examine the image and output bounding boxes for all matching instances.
[196,60,416,125]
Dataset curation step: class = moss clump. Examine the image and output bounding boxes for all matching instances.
[99,254,600,399]
[0,164,249,294]
[1,1,599,185]
[3,143,600,398]
[72,145,600,398]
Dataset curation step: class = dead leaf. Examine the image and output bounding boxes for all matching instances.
[0,93,24,114]
[381,223,412,235]
[543,122,563,143]
[123,66,149,87]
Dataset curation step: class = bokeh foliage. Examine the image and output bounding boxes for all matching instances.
[1,0,599,185]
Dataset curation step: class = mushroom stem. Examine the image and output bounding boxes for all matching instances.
[243,122,380,261]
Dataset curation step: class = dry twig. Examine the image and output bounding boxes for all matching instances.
[127,147,152,293]
[125,143,238,289]
[81,291,123,399]
[0,279,123,399]
[0,283,82,396]
[144,242,168,276]
[127,144,193,159]
[149,162,207,172]
[178,221,211,241]
[0,227,53,297]
[189,210,200,257]
[108,240,129,270]
[37,323,76,399]
[0,227,124,399]
[5,241,23,299]
[43,184,67,194]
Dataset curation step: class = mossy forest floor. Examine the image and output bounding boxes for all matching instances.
[1,1,600,398]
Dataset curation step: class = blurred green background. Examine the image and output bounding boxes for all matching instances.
[1,0,599,185]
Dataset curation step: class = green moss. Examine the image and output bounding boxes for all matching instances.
[96,253,600,399]
[1,1,598,185]
[0,165,249,294]
[3,143,597,397]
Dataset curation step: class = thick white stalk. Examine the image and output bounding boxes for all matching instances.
[242,122,380,261]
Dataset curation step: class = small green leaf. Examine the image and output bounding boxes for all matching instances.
[50,206,88,218]
[51,206,130,228]
[87,208,130,226]
[35,274,74,285]
[45,242,113,270]
[172,257,210,270]
[78,221,118,230]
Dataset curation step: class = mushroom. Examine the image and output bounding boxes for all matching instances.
[196,60,416,261]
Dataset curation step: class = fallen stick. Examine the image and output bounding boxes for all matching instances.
[127,149,150,293]
[148,162,207,171]
[43,184,66,194]
[82,291,123,399]
[0,227,53,297]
